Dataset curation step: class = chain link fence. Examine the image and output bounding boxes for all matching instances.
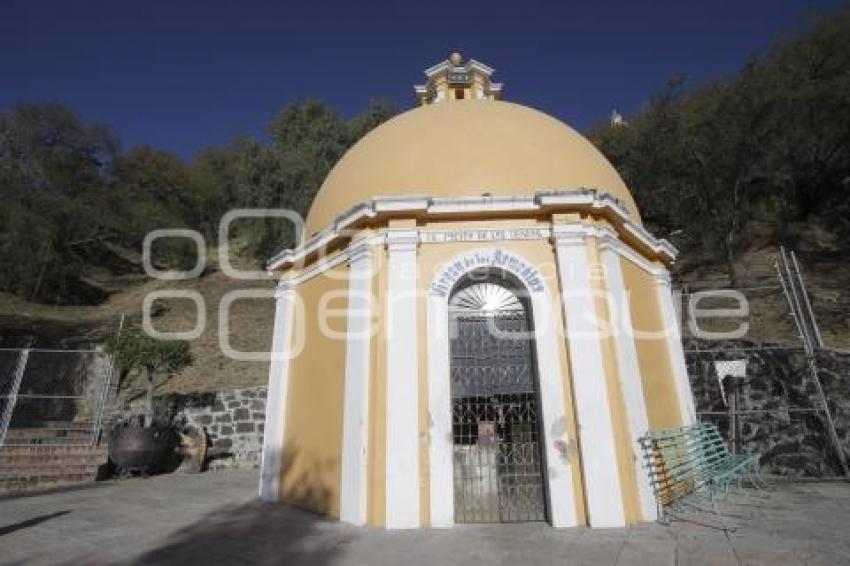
[0,348,114,447]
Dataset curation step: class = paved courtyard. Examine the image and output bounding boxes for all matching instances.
[1,470,849,565]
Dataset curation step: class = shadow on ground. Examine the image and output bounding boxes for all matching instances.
[129,499,353,566]
[0,510,70,536]
[129,449,351,566]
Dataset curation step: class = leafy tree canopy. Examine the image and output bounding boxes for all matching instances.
[589,5,850,282]
[0,99,396,304]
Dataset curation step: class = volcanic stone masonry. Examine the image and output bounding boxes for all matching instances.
[111,386,267,470]
[685,338,850,477]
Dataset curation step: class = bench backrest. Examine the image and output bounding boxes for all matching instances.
[639,423,733,506]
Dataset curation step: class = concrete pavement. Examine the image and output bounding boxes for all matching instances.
[1,470,849,565]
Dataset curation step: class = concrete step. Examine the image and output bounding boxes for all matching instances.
[0,463,99,477]
[0,471,97,493]
[0,445,108,493]
[5,427,93,440]
[16,421,94,430]
[0,445,107,457]
[3,437,94,446]
[0,454,106,468]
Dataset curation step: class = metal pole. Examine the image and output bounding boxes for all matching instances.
[790,251,825,349]
[804,354,849,477]
[0,348,30,448]
[90,355,115,447]
[776,252,808,351]
[90,314,124,447]
[780,247,813,352]
[777,247,849,478]
[728,379,738,455]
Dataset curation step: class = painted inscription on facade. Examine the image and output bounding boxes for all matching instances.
[420,228,549,244]
[430,249,545,297]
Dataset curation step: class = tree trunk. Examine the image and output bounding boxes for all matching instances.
[144,366,156,428]
[724,235,738,288]
[30,240,51,301]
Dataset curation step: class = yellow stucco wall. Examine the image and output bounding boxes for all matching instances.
[281,264,349,518]
[619,257,684,429]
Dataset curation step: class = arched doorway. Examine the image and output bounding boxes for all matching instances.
[448,270,548,523]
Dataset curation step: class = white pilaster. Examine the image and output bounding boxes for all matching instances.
[259,279,296,501]
[655,271,696,425]
[599,238,658,522]
[340,243,374,525]
[385,230,420,528]
[553,224,626,527]
[426,290,454,527]
[529,287,580,528]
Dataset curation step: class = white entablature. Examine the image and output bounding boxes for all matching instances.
[266,189,678,273]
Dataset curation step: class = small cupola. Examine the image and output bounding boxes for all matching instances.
[414,52,503,105]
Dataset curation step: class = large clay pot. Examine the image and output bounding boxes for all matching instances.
[108,426,175,474]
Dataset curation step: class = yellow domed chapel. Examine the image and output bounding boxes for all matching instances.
[259,54,696,529]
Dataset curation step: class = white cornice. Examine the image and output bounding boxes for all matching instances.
[465,59,494,75]
[266,189,678,271]
[424,60,451,77]
[423,58,495,79]
[428,195,539,214]
[374,196,430,213]
[276,223,671,289]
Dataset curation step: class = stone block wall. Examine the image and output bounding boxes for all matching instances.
[177,387,267,470]
[110,386,267,471]
[685,338,850,477]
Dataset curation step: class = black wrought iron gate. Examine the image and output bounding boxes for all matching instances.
[449,295,547,523]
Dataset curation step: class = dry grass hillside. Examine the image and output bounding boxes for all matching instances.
[674,223,850,351]
[0,246,275,395]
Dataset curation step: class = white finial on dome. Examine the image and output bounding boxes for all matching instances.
[449,51,464,66]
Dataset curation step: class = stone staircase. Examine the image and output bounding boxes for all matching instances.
[0,423,108,494]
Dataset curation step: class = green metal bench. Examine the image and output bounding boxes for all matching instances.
[639,423,764,529]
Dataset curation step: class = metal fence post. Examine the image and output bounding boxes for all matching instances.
[90,354,115,447]
[777,246,849,478]
[0,348,30,448]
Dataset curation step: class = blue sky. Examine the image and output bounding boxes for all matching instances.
[2,0,842,159]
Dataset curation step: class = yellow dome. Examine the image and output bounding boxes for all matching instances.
[305,100,639,234]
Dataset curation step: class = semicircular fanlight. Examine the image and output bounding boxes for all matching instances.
[449,282,524,314]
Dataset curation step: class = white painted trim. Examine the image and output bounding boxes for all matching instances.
[426,291,453,527]
[599,241,658,522]
[420,227,550,244]
[466,59,495,75]
[427,248,578,528]
[423,58,495,79]
[285,234,385,288]
[266,190,678,271]
[655,271,697,425]
[259,281,296,501]
[385,230,421,528]
[340,243,374,525]
[598,227,664,276]
[427,196,539,214]
[275,224,669,290]
[373,196,430,213]
[553,227,626,527]
[334,202,376,231]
